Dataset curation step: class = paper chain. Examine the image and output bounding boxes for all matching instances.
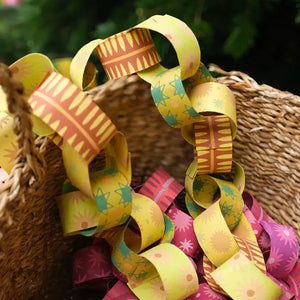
[0,14,299,300]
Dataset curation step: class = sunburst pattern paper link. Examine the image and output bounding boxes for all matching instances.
[211,251,284,299]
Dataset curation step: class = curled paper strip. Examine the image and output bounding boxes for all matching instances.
[139,167,184,212]
[186,283,227,300]
[211,251,284,299]
[0,113,17,173]
[103,281,138,300]
[189,82,237,138]
[286,261,300,298]
[167,205,201,259]
[260,221,299,279]
[193,115,232,174]
[97,28,161,80]
[150,66,201,127]
[137,14,201,83]
[130,243,199,300]
[73,242,113,286]
[29,72,115,163]
[53,58,97,90]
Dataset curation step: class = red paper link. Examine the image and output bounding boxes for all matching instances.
[103,281,138,300]
[139,167,184,212]
[73,242,113,286]
[97,28,161,80]
[286,261,300,299]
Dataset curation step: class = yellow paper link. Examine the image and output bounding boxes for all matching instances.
[0,113,17,173]
[53,57,97,90]
[126,192,165,253]
[137,14,201,83]
[150,66,201,127]
[111,222,156,281]
[0,53,54,114]
[56,190,99,235]
[61,141,94,198]
[109,192,165,279]
[232,161,245,194]
[203,214,267,294]
[185,159,245,217]
[211,251,284,300]
[183,62,214,94]
[159,213,175,244]
[194,115,233,174]
[131,243,198,300]
[56,169,132,235]
[70,39,103,90]
[194,201,240,267]
[9,53,54,98]
[189,82,237,138]
[105,131,131,184]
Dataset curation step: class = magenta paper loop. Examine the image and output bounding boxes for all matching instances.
[260,221,299,279]
[139,167,184,212]
[167,204,201,258]
[103,281,139,300]
[73,242,113,286]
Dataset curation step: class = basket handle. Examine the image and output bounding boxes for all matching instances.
[0,63,45,225]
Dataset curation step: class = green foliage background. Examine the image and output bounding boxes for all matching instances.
[0,0,299,93]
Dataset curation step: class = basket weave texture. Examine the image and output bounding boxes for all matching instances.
[0,64,299,299]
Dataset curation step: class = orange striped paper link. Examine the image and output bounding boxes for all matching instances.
[28,72,116,164]
[97,28,161,80]
[194,115,233,174]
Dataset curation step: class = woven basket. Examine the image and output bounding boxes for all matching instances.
[0,63,299,299]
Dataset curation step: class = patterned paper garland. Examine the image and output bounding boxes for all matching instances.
[1,14,299,300]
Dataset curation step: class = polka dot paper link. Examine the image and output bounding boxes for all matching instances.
[211,251,284,299]
[132,243,199,300]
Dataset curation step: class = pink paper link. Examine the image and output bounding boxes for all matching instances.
[243,191,276,223]
[139,168,184,212]
[73,241,113,286]
[185,283,227,300]
[103,281,138,300]
[167,204,201,258]
[286,261,300,299]
[243,206,263,239]
[260,221,299,279]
